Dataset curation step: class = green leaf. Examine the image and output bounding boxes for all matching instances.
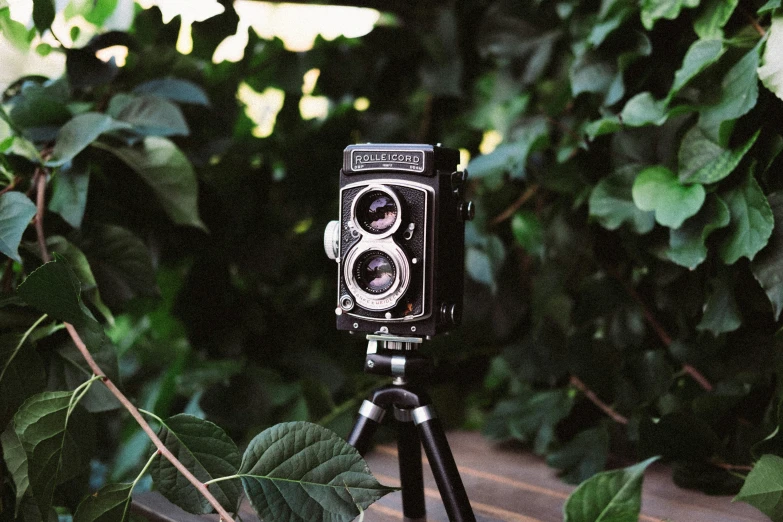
[697,273,742,335]
[640,0,699,29]
[107,94,190,137]
[620,92,669,127]
[667,194,730,269]
[0,7,35,50]
[133,78,210,106]
[699,43,762,144]
[632,166,706,228]
[759,15,783,102]
[239,422,396,522]
[719,169,774,264]
[467,118,548,179]
[678,127,759,184]
[759,0,781,15]
[483,389,573,454]
[563,457,659,522]
[17,256,86,327]
[751,193,783,320]
[0,332,47,433]
[511,211,544,257]
[1,423,30,512]
[13,391,95,516]
[82,0,119,26]
[694,0,738,39]
[589,166,656,234]
[47,113,129,167]
[547,425,610,485]
[734,454,783,520]
[0,192,37,262]
[100,137,206,229]
[48,156,90,228]
[149,414,242,514]
[669,39,724,99]
[73,483,133,522]
[32,0,55,33]
[75,224,160,308]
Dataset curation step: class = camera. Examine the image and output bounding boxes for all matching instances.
[324,144,474,337]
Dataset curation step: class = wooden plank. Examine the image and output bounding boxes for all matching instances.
[131,430,768,521]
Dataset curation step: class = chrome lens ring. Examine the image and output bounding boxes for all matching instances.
[343,241,410,312]
[350,185,403,238]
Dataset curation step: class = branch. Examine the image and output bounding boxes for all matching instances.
[33,169,234,521]
[491,184,539,226]
[570,375,629,425]
[738,5,766,36]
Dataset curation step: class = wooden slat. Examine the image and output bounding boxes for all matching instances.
[132,430,767,521]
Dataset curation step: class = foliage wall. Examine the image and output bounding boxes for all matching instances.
[3,0,783,519]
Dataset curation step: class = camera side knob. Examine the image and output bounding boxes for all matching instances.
[459,201,475,221]
[323,220,340,260]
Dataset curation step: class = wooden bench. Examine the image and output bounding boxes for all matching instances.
[131,431,766,521]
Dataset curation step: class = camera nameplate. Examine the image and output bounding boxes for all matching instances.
[350,149,426,173]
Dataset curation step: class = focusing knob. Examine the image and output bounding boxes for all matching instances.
[323,220,340,260]
[460,201,475,221]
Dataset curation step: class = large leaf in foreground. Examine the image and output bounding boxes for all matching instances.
[13,391,95,516]
[101,137,206,229]
[0,191,37,262]
[73,483,133,522]
[239,422,396,522]
[734,454,783,521]
[149,414,241,514]
[17,255,85,327]
[564,457,658,522]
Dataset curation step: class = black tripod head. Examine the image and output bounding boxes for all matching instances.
[363,334,434,381]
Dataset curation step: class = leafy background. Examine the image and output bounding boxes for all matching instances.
[3,0,783,520]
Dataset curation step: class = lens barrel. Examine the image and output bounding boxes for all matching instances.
[355,250,397,294]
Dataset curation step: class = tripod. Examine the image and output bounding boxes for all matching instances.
[347,335,476,522]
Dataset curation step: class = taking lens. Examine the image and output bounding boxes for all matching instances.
[355,250,396,294]
[356,190,398,234]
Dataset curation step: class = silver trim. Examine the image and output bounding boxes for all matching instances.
[343,241,410,312]
[358,400,386,423]
[412,405,437,426]
[350,185,403,238]
[391,355,406,376]
[350,148,426,173]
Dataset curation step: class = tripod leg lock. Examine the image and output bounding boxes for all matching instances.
[358,400,386,423]
[411,405,437,425]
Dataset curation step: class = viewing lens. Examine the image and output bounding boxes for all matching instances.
[355,251,396,294]
[356,190,398,234]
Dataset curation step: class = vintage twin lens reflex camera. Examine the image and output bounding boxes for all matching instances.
[324,144,474,337]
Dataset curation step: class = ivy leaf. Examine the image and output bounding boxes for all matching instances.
[759,0,781,14]
[563,457,659,522]
[100,137,206,230]
[107,94,190,137]
[699,43,762,144]
[13,391,95,516]
[734,454,783,520]
[1,423,30,512]
[48,155,90,228]
[32,0,55,34]
[669,39,724,100]
[589,166,655,234]
[697,273,742,335]
[0,192,37,262]
[547,425,610,485]
[511,211,544,257]
[0,7,35,50]
[73,483,133,522]
[150,414,242,514]
[694,0,738,39]
[47,113,129,167]
[467,118,548,179]
[632,166,706,228]
[759,15,783,102]
[719,169,774,264]
[239,422,396,522]
[620,92,669,127]
[678,127,759,184]
[640,0,699,30]
[133,79,210,106]
[752,193,783,320]
[17,256,85,327]
[667,194,730,269]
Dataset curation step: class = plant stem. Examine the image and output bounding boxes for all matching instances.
[34,169,234,521]
[491,184,539,226]
[569,375,629,425]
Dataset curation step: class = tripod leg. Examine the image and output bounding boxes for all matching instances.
[347,400,385,455]
[396,410,426,522]
[413,406,476,522]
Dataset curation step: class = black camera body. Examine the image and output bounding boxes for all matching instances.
[324,144,473,337]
